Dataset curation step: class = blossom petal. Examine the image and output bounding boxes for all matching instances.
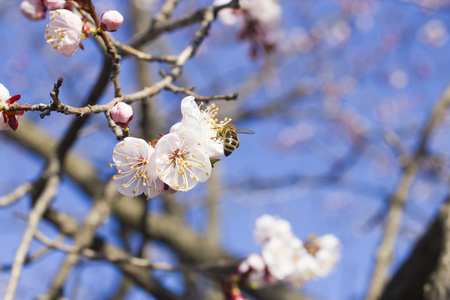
[0,84,11,102]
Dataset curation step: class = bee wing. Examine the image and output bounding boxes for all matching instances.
[236,128,255,134]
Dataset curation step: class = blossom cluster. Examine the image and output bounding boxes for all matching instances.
[110,96,228,199]
[214,0,283,58]
[21,1,123,57]
[236,215,341,289]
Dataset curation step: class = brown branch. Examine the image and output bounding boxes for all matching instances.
[380,196,450,300]
[112,43,178,63]
[87,0,122,97]
[423,195,450,299]
[0,183,32,207]
[39,207,183,300]
[365,84,450,300]
[41,180,116,300]
[126,0,237,50]
[3,159,61,300]
[164,81,238,101]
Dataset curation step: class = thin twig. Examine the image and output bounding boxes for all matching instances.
[365,84,450,300]
[87,0,122,97]
[164,82,238,101]
[0,183,32,207]
[41,180,116,300]
[3,159,60,300]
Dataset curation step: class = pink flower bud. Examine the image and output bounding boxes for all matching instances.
[110,102,133,128]
[100,10,124,32]
[44,0,67,10]
[20,0,46,21]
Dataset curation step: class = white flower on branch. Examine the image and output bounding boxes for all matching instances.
[171,96,224,158]
[262,235,304,280]
[244,215,341,289]
[45,9,83,56]
[111,137,163,199]
[154,130,212,192]
[0,84,23,131]
[253,214,293,244]
[304,234,342,277]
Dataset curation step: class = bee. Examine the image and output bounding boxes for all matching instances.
[216,124,255,157]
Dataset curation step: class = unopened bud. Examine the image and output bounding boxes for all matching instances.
[110,102,133,128]
[100,10,124,32]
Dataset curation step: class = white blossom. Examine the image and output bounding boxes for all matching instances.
[308,234,341,277]
[250,215,341,289]
[45,9,83,56]
[172,96,224,158]
[154,130,212,192]
[262,235,303,280]
[254,214,293,244]
[285,251,320,288]
[111,137,163,199]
